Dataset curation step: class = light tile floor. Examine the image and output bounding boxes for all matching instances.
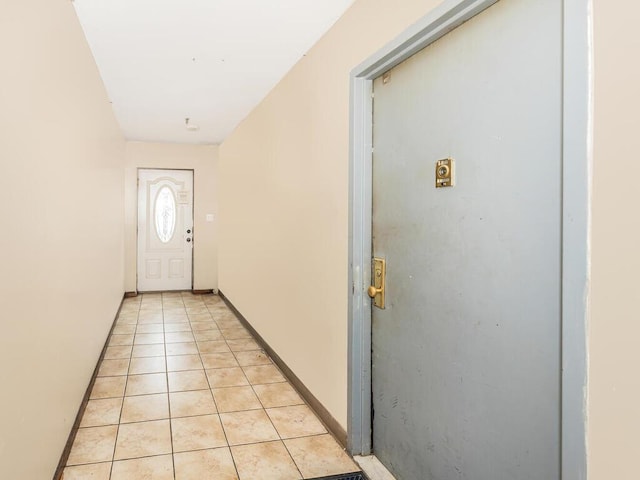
[63,292,358,480]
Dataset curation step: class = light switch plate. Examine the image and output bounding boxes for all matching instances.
[205,214,214,222]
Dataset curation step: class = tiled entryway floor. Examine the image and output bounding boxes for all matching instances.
[63,292,358,480]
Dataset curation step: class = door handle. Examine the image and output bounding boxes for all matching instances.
[368,257,386,309]
[186,238,192,243]
[367,286,383,298]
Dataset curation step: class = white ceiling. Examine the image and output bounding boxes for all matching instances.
[73,0,354,144]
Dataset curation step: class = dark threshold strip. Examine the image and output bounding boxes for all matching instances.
[308,472,369,480]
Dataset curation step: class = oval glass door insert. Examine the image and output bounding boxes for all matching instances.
[154,186,176,243]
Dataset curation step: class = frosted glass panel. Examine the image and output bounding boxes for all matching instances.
[155,186,176,243]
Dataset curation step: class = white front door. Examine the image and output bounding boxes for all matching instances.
[137,169,193,291]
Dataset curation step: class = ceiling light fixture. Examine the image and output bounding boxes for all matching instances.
[185,117,199,132]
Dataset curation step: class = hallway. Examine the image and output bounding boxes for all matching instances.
[62,292,358,480]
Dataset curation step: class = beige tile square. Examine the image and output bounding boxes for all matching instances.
[140,298,162,304]
[216,318,243,329]
[164,309,188,318]
[186,306,210,315]
[266,405,326,439]
[165,331,195,343]
[114,419,172,460]
[231,441,301,480]
[63,462,112,480]
[139,308,162,315]
[116,316,138,325]
[166,341,198,355]
[118,307,139,315]
[109,334,134,346]
[129,356,166,375]
[67,425,118,465]
[91,376,126,399]
[233,350,271,367]
[111,454,173,480]
[221,328,252,340]
[253,383,304,408]
[201,352,238,369]
[163,313,189,323]
[194,330,223,341]
[169,390,217,417]
[188,313,213,321]
[131,343,165,358]
[104,345,133,360]
[189,313,218,324]
[171,414,227,452]
[242,365,285,385]
[121,393,169,423]
[226,339,260,352]
[174,448,238,480]
[125,373,168,396]
[284,435,358,479]
[198,340,231,354]
[219,410,279,446]
[168,370,210,392]
[80,398,123,427]
[206,367,249,388]
[133,333,164,345]
[112,324,136,335]
[135,323,164,334]
[164,322,192,332]
[253,382,304,408]
[98,359,130,377]
[167,354,203,372]
[190,321,217,331]
[137,313,163,324]
[117,306,138,313]
[213,386,262,413]
[203,295,222,304]
[166,301,187,307]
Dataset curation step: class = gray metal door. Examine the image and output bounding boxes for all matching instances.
[371,1,562,479]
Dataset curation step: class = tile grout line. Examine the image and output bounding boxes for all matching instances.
[163,292,179,480]
[197,301,243,480]
[217,302,309,479]
[245,357,306,480]
[109,294,141,479]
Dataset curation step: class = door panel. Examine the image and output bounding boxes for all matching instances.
[137,169,193,291]
[371,1,562,479]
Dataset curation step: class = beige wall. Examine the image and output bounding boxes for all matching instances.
[589,1,640,478]
[219,0,444,429]
[125,141,219,292]
[0,1,125,478]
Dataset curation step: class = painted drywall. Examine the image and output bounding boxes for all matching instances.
[124,141,219,292]
[589,1,640,478]
[219,0,444,429]
[0,1,125,479]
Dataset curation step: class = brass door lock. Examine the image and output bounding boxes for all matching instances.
[368,257,386,309]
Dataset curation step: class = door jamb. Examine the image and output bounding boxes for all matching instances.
[347,1,592,478]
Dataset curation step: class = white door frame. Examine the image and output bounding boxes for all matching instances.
[347,1,592,478]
